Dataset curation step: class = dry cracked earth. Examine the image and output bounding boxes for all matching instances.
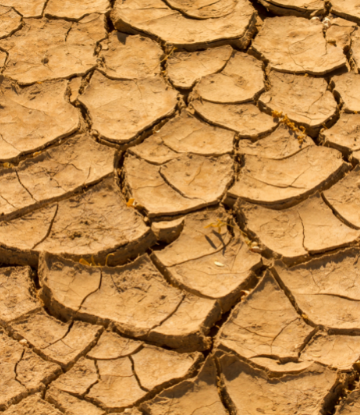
[4,0,360,414]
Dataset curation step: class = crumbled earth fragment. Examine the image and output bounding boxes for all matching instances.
[251,16,346,75]
[45,0,111,20]
[2,395,63,415]
[351,29,360,72]
[140,357,227,415]
[335,388,360,414]
[258,0,325,17]
[86,357,147,410]
[321,113,360,157]
[274,247,360,329]
[99,32,163,79]
[151,217,184,244]
[238,124,314,159]
[68,77,82,103]
[0,266,40,325]
[0,14,107,84]
[216,271,313,362]
[0,329,61,410]
[153,216,262,311]
[166,46,232,89]
[301,332,360,371]
[46,387,105,415]
[130,112,234,163]
[0,134,117,219]
[132,345,202,391]
[192,99,277,138]
[166,0,236,19]
[218,353,341,414]
[111,0,257,50]
[87,331,142,360]
[323,165,360,229]
[0,6,21,39]
[0,78,79,161]
[52,357,98,396]
[259,71,338,137]
[229,146,348,208]
[331,0,360,24]
[193,52,264,104]
[0,0,46,17]
[10,311,102,368]
[331,72,360,113]
[237,194,360,264]
[124,154,233,217]
[79,71,178,145]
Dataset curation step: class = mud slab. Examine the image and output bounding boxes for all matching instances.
[251,16,346,75]
[335,388,360,413]
[0,0,46,17]
[259,71,338,137]
[229,146,348,208]
[236,193,360,264]
[331,0,360,24]
[166,46,232,89]
[332,72,360,113]
[166,0,237,19]
[0,78,79,161]
[99,32,163,80]
[111,0,257,51]
[2,395,62,415]
[0,14,107,84]
[0,5,21,39]
[259,0,325,17]
[45,0,111,20]
[79,71,178,145]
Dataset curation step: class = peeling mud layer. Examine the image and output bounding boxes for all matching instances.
[2,2,360,415]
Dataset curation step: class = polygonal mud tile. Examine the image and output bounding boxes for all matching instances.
[0,329,61,410]
[324,165,360,229]
[86,357,147,410]
[148,293,221,351]
[192,99,278,139]
[52,356,98,396]
[0,266,41,325]
[0,176,153,266]
[151,217,184,244]
[10,311,102,368]
[251,16,346,75]
[166,46,232,89]
[124,153,233,217]
[78,71,178,146]
[132,345,202,392]
[218,352,341,415]
[0,79,79,161]
[321,113,360,157]
[166,0,236,18]
[0,14,107,84]
[99,32,163,80]
[259,71,338,137]
[111,0,257,51]
[152,209,262,311]
[301,331,360,371]
[0,0,46,17]
[0,5,21,39]
[46,386,105,415]
[0,134,117,219]
[87,331,142,360]
[326,17,356,51]
[193,52,264,104]
[332,72,360,113]
[2,395,62,415]
[140,357,227,415]
[129,112,234,163]
[258,0,325,17]
[237,193,360,265]
[238,124,314,159]
[335,388,360,414]
[216,271,314,363]
[45,0,110,20]
[228,146,348,208]
[331,0,360,24]
[274,247,360,329]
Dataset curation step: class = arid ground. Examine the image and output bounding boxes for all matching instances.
[2,0,360,414]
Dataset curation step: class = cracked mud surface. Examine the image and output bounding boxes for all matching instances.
[2,2,360,415]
